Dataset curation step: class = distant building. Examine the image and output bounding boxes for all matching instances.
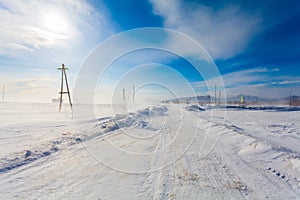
[52,98,60,103]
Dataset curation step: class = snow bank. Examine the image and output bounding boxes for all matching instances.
[185,105,205,112]
[1,103,300,199]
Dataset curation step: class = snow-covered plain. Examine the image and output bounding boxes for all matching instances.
[0,102,299,199]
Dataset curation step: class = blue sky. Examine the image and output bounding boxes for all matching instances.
[0,0,299,103]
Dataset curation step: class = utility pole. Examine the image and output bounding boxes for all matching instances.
[289,91,292,107]
[123,88,126,106]
[214,84,217,106]
[132,83,135,105]
[57,64,72,111]
[2,85,5,102]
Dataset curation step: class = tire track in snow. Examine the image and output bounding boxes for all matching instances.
[137,127,169,199]
[186,107,300,199]
[215,138,299,199]
[170,109,252,199]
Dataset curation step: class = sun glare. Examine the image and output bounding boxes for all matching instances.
[43,12,69,34]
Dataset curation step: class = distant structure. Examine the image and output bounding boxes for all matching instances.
[52,97,60,103]
[2,85,5,102]
[57,64,72,111]
[123,88,126,106]
[240,95,245,106]
[132,83,135,105]
[289,91,292,107]
[214,84,217,106]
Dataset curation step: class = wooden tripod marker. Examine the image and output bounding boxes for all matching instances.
[57,64,72,111]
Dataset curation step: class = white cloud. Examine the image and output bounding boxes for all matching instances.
[192,68,267,89]
[150,0,262,60]
[271,80,300,85]
[0,73,59,102]
[0,0,110,55]
[255,67,280,73]
[226,85,300,99]
[192,67,300,98]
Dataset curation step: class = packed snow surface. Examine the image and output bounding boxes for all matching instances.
[0,102,300,199]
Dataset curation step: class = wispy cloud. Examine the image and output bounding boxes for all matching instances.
[0,0,116,103]
[0,73,58,102]
[150,0,262,60]
[192,67,300,98]
[0,0,110,55]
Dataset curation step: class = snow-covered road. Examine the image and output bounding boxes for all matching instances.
[0,103,299,199]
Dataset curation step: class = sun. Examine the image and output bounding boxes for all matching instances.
[32,11,73,46]
[43,12,69,34]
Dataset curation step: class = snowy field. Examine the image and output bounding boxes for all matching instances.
[0,102,300,199]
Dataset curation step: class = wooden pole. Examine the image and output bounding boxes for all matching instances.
[289,91,292,107]
[2,85,5,102]
[63,66,72,110]
[57,64,72,112]
[132,83,135,105]
[59,65,64,111]
[123,88,125,105]
[214,84,217,106]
